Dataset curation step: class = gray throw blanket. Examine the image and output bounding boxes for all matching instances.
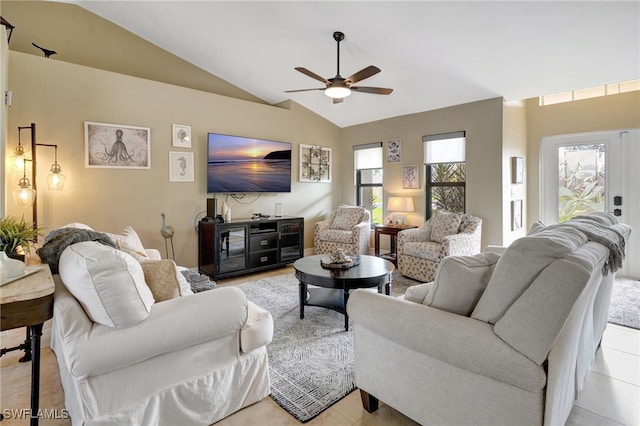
[546,214,626,275]
[37,228,116,274]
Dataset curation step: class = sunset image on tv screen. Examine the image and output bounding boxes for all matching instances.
[207,133,292,193]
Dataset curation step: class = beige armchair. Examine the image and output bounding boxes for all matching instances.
[314,206,371,255]
[397,211,482,282]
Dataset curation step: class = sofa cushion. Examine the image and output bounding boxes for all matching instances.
[59,241,155,328]
[403,241,443,261]
[140,260,183,302]
[425,252,501,316]
[404,282,434,304]
[494,255,595,364]
[471,227,588,324]
[318,229,355,244]
[330,206,365,230]
[430,210,464,242]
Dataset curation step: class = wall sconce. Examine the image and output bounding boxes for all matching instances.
[12,123,66,231]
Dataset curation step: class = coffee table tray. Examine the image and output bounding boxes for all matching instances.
[320,255,360,269]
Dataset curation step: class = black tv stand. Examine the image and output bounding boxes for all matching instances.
[198,216,304,280]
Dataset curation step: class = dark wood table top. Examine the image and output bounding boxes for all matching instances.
[293,254,394,290]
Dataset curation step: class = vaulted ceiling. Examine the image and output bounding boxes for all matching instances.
[4,1,639,128]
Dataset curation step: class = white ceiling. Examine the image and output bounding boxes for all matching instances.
[69,1,639,128]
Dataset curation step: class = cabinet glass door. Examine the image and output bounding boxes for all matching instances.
[219,226,246,273]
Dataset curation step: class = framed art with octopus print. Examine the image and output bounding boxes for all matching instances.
[85,121,151,169]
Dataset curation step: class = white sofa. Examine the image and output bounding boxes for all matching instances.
[347,213,630,426]
[43,225,274,425]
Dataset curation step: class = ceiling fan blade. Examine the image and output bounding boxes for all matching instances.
[351,86,393,95]
[333,97,344,104]
[295,67,330,84]
[285,88,325,93]
[345,65,381,84]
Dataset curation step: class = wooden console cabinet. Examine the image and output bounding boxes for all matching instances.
[198,216,304,280]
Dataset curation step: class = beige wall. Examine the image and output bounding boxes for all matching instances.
[502,100,528,245]
[5,52,341,267]
[339,97,505,249]
[525,91,640,227]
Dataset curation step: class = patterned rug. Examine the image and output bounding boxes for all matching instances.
[234,270,420,422]
[608,277,640,330]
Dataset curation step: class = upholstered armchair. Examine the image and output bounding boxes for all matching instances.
[314,205,371,255]
[397,211,482,282]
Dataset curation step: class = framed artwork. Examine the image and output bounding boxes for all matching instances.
[402,165,419,189]
[511,199,523,231]
[172,124,191,148]
[299,144,331,182]
[386,139,402,163]
[511,156,524,184]
[85,121,150,169]
[169,151,194,182]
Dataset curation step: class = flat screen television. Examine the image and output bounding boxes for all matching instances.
[207,132,292,193]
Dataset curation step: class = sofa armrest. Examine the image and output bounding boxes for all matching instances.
[64,287,248,378]
[314,219,331,233]
[397,226,432,251]
[442,231,481,257]
[347,290,546,392]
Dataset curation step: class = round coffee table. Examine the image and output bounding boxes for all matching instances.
[293,254,395,331]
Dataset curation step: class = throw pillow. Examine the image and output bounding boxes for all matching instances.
[424,252,501,316]
[330,206,365,230]
[104,226,147,256]
[59,241,155,328]
[140,259,192,301]
[429,210,464,242]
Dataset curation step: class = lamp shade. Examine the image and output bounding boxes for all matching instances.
[13,178,36,207]
[387,196,415,212]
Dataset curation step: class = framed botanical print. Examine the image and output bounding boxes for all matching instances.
[386,139,402,163]
[402,165,419,189]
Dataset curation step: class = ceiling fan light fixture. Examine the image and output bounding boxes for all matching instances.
[325,86,351,99]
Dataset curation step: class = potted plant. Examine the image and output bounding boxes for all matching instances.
[0,216,41,260]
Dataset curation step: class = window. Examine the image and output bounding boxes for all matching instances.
[354,143,383,225]
[423,132,466,219]
[539,79,640,106]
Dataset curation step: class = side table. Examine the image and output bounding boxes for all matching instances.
[1,266,55,426]
[374,224,418,266]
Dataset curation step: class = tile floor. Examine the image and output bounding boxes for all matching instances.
[1,271,638,425]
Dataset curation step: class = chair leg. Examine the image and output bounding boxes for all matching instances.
[359,389,379,413]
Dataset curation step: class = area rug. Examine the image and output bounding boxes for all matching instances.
[608,278,640,330]
[236,274,356,423]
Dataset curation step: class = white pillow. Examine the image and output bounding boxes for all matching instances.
[425,252,500,316]
[59,241,155,328]
[104,226,147,256]
[430,210,464,242]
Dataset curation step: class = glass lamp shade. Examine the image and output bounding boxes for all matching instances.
[13,178,36,207]
[387,196,415,212]
[47,171,66,190]
[47,162,65,190]
[13,145,25,170]
[325,86,351,99]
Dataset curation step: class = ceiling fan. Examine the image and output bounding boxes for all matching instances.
[285,31,393,104]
